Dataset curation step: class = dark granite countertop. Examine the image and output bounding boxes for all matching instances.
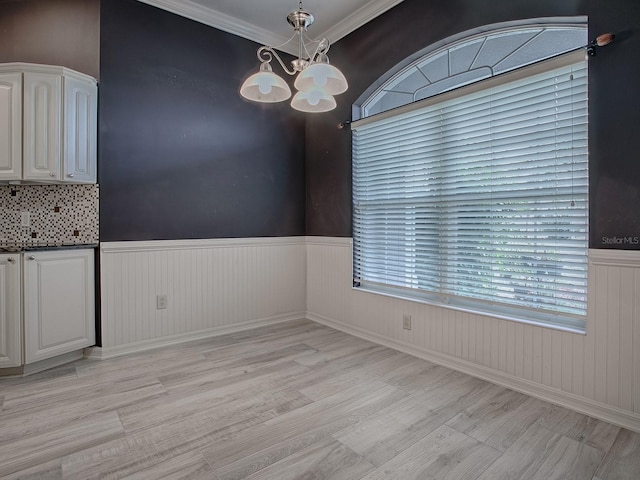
[0,244,98,253]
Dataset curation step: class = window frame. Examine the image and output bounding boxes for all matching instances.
[351,49,589,334]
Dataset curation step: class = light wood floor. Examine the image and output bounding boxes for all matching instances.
[1,319,639,480]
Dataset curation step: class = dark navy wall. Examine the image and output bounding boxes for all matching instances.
[306,0,640,250]
[3,0,639,248]
[98,0,306,241]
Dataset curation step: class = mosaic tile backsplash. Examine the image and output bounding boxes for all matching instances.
[0,185,99,247]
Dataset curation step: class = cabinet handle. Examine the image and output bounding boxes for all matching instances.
[28,255,36,260]
[49,172,56,177]
[7,257,15,263]
[67,173,74,178]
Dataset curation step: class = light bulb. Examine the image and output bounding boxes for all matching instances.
[257,78,272,95]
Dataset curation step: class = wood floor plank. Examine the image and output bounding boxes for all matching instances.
[239,438,376,480]
[206,343,318,370]
[1,367,165,411]
[119,381,311,434]
[201,340,309,363]
[267,346,397,400]
[299,369,379,402]
[534,403,621,452]
[196,326,330,362]
[0,363,79,401]
[118,450,216,480]
[212,416,368,480]
[158,356,310,395]
[476,423,604,480]
[194,320,329,357]
[300,329,354,349]
[358,424,502,480]
[61,409,261,480]
[335,373,493,466]
[297,343,394,380]
[381,360,453,392]
[300,352,450,401]
[594,428,640,480]
[1,459,62,480]
[446,386,552,451]
[203,381,407,475]
[0,376,166,443]
[0,411,124,477]
[295,336,385,367]
[75,351,212,380]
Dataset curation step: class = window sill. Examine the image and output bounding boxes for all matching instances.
[352,284,586,335]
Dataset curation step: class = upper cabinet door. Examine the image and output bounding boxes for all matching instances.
[0,73,22,181]
[22,72,62,181]
[64,76,97,183]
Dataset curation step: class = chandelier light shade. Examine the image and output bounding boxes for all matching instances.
[239,1,348,113]
[291,89,337,113]
[294,54,348,95]
[239,62,292,102]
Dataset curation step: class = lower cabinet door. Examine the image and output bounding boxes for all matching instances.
[0,254,22,368]
[24,249,95,364]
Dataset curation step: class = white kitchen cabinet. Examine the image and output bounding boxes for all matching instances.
[0,73,22,180]
[22,72,62,181]
[0,254,22,368]
[23,249,95,364]
[0,63,97,184]
[63,75,98,182]
[0,248,95,373]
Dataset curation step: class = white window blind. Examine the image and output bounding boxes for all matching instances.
[352,53,588,331]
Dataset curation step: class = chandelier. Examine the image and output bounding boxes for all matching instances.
[239,1,348,113]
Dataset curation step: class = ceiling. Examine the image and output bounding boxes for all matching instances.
[136,0,404,55]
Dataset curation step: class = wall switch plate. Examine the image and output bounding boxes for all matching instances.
[156,294,168,310]
[20,211,30,227]
[402,314,412,330]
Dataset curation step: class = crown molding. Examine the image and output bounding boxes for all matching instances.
[322,0,405,45]
[136,0,292,52]
[136,0,404,55]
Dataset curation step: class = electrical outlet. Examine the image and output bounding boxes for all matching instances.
[156,294,168,310]
[402,314,412,330]
[20,211,30,227]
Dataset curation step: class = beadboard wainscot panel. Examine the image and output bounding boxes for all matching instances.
[96,237,306,358]
[306,238,640,432]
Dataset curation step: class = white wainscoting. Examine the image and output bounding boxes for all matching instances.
[96,235,640,431]
[306,237,640,432]
[97,237,307,359]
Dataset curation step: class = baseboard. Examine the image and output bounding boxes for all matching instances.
[86,312,306,360]
[0,350,85,378]
[307,312,640,433]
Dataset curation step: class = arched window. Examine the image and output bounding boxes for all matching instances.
[355,20,586,119]
[351,19,589,332]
